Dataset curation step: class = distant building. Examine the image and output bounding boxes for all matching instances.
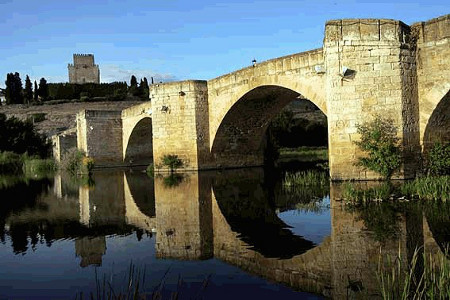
[68,54,100,84]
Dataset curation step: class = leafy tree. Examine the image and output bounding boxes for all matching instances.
[0,113,51,157]
[33,80,38,102]
[38,78,48,101]
[354,115,402,180]
[5,72,23,104]
[24,75,33,104]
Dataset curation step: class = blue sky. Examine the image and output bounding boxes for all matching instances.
[0,0,448,88]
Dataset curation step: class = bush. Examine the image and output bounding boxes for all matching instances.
[354,115,401,180]
[162,154,183,173]
[426,142,450,176]
[60,149,94,175]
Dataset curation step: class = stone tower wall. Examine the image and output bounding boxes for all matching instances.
[324,19,420,180]
[68,54,100,84]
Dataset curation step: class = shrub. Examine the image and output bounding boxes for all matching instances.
[161,154,183,173]
[23,158,57,176]
[146,163,154,177]
[426,142,450,176]
[354,115,401,180]
[60,149,94,175]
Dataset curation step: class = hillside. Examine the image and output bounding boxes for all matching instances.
[0,101,143,137]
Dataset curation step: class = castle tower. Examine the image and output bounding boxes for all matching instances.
[68,54,100,84]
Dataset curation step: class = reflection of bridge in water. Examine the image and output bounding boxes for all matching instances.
[48,169,447,299]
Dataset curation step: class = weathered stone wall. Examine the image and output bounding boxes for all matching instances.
[68,54,100,84]
[77,15,448,180]
[207,49,326,154]
[52,128,77,162]
[414,15,450,152]
[150,80,209,171]
[324,19,420,180]
[154,173,213,260]
[76,110,123,165]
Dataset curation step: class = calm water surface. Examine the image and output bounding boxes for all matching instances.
[0,168,448,299]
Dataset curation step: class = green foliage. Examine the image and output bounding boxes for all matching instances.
[347,200,401,242]
[5,72,23,104]
[163,173,184,187]
[401,176,449,201]
[426,142,450,176]
[23,158,57,177]
[377,248,450,299]
[354,115,402,180]
[146,163,154,177]
[38,78,48,101]
[46,82,128,102]
[24,75,33,104]
[0,152,24,173]
[0,113,51,157]
[281,170,330,204]
[161,154,183,173]
[343,182,393,203]
[60,149,94,175]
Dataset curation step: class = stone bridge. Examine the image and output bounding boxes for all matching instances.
[53,14,449,180]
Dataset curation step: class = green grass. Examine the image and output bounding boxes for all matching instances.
[278,146,328,162]
[281,170,330,208]
[401,176,449,201]
[343,182,393,204]
[0,152,56,177]
[377,247,450,299]
[23,158,57,177]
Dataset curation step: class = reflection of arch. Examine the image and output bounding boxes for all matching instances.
[211,85,327,167]
[422,90,449,154]
[123,173,156,232]
[212,171,315,259]
[124,117,153,165]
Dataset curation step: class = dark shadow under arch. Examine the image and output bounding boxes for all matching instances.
[211,85,327,168]
[124,117,153,165]
[423,90,450,155]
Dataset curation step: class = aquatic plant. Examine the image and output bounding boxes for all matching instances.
[401,176,449,201]
[377,247,450,299]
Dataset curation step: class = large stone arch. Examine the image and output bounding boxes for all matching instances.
[210,84,327,168]
[207,49,326,153]
[421,87,450,153]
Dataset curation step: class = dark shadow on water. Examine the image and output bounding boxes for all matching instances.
[212,170,315,259]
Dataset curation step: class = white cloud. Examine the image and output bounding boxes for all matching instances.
[100,64,177,84]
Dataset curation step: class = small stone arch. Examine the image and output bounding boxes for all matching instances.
[210,84,327,168]
[123,117,153,165]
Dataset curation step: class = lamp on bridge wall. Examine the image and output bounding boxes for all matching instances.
[252,59,257,67]
[339,66,356,80]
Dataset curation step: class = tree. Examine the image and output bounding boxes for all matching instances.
[354,115,402,180]
[4,72,23,104]
[129,75,139,97]
[130,75,138,88]
[38,78,48,101]
[24,75,33,104]
[33,80,38,102]
[141,77,149,99]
